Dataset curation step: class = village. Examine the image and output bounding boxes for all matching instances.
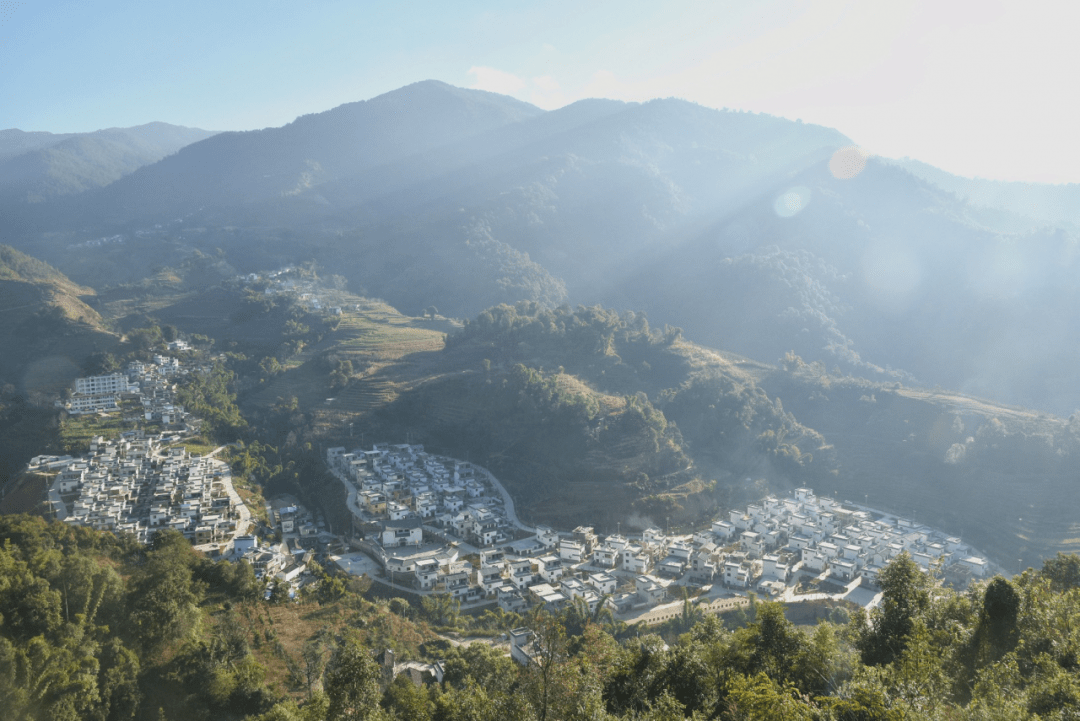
[37,354,247,541]
[29,356,998,629]
[324,443,997,626]
[32,356,348,600]
[235,265,348,315]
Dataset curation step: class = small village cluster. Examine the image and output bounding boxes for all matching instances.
[326,443,511,548]
[326,444,994,620]
[236,266,345,315]
[35,357,335,595]
[58,350,203,417]
[36,433,241,546]
[34,355,249,547]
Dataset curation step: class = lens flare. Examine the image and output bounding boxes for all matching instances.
[773,185,811,217]
[829,145,870,179]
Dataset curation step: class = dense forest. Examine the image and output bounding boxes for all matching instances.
[4,512,1080,719]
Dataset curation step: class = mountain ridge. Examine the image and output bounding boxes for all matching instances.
[0,122,218,204]
[4,81,1080,415]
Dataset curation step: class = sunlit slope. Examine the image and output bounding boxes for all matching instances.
[240,295,452,421]
[241,298,1080,567]
[0,245,115,395]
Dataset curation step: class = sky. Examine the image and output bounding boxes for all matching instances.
[1,0,1078,183]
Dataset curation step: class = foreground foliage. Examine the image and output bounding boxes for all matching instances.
[4,509,1080,720]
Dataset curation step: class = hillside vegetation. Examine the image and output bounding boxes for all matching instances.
[7,512,1080,719]
[756,357,1080,569]
[0,514,447,721]
[316,302,834,529]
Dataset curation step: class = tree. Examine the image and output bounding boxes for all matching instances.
[324,631,382,721]
[724,672,813,721]
[421,594,460,627]
[301,636,328,697]
[526,612,568,721]
[269,580,292,605]
[383,673,432,721]
[442,644,516,695]
[857,552,931,666]
[1040,552,1080,591]
[126,533,202,654]
[980,576,1020,657]
[748,602,804,682]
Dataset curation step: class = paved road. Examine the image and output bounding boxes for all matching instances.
[327,466,368,526]
[476,467,534,533]
[192,458,252,553]
[47,479,68,521]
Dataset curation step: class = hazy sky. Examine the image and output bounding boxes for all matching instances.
[2,0,1077,183]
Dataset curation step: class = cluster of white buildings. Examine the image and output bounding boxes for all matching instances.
[61,352,205,420]
[713,487,991,587]
[236,267,342,315]
[39,433,242,546]
[329,440,995,618]
[327,444,513,549]
[476,488,990,615]
[228,534,311,588]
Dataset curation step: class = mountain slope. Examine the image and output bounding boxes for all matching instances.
[0,245,115,397]
[889,156,1080,230]
[62,80,545,225]
[8,81,1080,414]
[0,122,218,203]
[0,129,78,160]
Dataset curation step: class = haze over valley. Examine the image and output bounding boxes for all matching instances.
[1,79,1079,571]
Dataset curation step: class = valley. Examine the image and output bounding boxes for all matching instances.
[2,246,1076,573]
[4,74,1080,721]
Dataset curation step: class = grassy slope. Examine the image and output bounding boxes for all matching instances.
[241,294,454,423]
[0,253,104,387]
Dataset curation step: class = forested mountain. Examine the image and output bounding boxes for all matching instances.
[0,123,217,205]
[0,129,79,160]
[5,81,1079,414]
[890,156,1080,231]
[39,81,545,226]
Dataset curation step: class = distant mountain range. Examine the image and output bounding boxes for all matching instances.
[887,156,1080,231]
[4,80,1080,414]
[0,122,217,204]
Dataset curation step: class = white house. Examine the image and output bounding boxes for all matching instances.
[587,572,617,596]
[381,518,423,547]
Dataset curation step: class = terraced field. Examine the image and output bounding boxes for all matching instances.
[241,293,462,437]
